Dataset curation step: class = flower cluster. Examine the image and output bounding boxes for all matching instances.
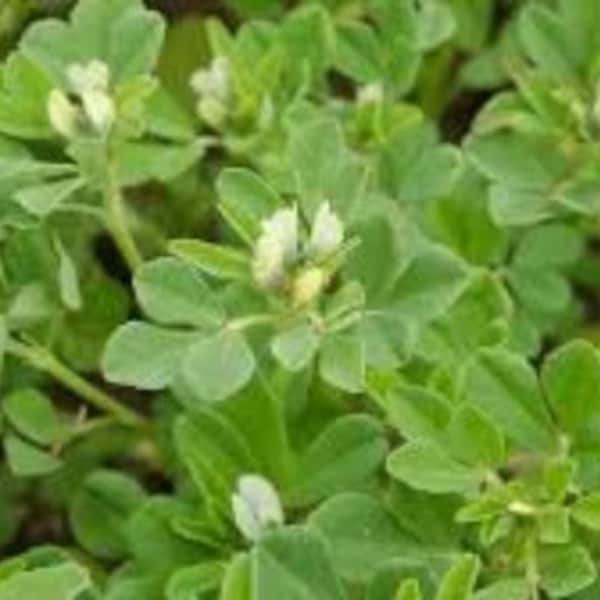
[47,59,115,138]
[252,202,344,305]
[190,56,230,128]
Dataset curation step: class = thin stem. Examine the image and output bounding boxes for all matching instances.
[7,339,148,429]
[103,158,143,271]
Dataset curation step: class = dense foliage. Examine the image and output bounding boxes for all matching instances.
[2,0,600,598]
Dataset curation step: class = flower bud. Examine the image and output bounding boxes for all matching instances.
[357,82,384,105]
[293,267,326,306]
[81,89,115,134]
[308,202,344,260]
[252,234,286,290]
[197,97,228,129]
[67,60,110,95]
[191,56,230,102]
[47,89,80,138]
[231,474,284,542]
[261,207,298,266]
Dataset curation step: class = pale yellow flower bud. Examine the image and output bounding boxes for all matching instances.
[293,267,326,306]
[47,89,80,138]
[308,202,344,260]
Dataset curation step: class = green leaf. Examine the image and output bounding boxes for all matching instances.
[308,493,421,584]
[319,331,364,393]
[0,563,91,600]
[217,168,282,244]
[473,580,528,600]
[20,0,166,86]
[417,1,456,51]
[288,415,388,506]
[102,321,199,390]
[174,408,258,511]
[116,141,204,187]
[14,177,85,217]
[460,348,557,451]
[271,323,319,372]
[393,246,468,324]
[435,555,480,600]
[252,527,346,600]
[541,340,600,437]
[539,544,597,598]
[182,330,256,402]
[166,562,224,600]
[0,52,54,140]
[169,239,251,282]
[537,506,571,544]
[3,388,63,446]
[445,405,505,469]
[70,469,146,560]
[386,441,481,495]
[385,384,452,445]
[4,435,62,477]
[395,580,422,600]
[134,257,224,329]
[334,22,383,83]
[572,493,600,531]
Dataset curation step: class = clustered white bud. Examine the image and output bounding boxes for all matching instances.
[231,474,284,542]
[190,56,231,127]
[47,59,115,138]
[357,81,384,105]
[252,202,344,304]
[308,201,345,261]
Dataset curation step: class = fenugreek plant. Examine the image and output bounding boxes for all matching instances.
[3,1,600,599]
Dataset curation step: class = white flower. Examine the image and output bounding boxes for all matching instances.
[231,474,284,542]
[357,82,384,105]
[252,233,287,289]
[67,60,110,95]
[80,88,115,134]
[50,60,115,137]
[47,89,80,138]
[261,206,298,265]
[252,206,299,289]
[308,202,344,260]
[191,56,230,103]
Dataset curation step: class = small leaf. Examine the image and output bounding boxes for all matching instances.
[169,239,250,281]
[3,388,63,446]
[395,580,422,600]
[70,469,146,560]
[288,415,388,506]
[539,544,597,598]
[473,580,528,600]
[102,321,199,390]
[572,493,600,532]
[14,177,84,217]
[386,441,481,495]
[134,257,224,329]
[435,555,480,600]
[541,340,600,437]
[182,330,256,402]
[460,348,557,451]
[445,405,505,469]
[271,323,319,372]
[308,493,421,584]
[319,331,364,393]
[0,562,91,600]
[4,435,62,477]
[217,168,282,244]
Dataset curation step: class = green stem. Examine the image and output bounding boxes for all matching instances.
[7,339,148,429]
[103,159,143,271]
